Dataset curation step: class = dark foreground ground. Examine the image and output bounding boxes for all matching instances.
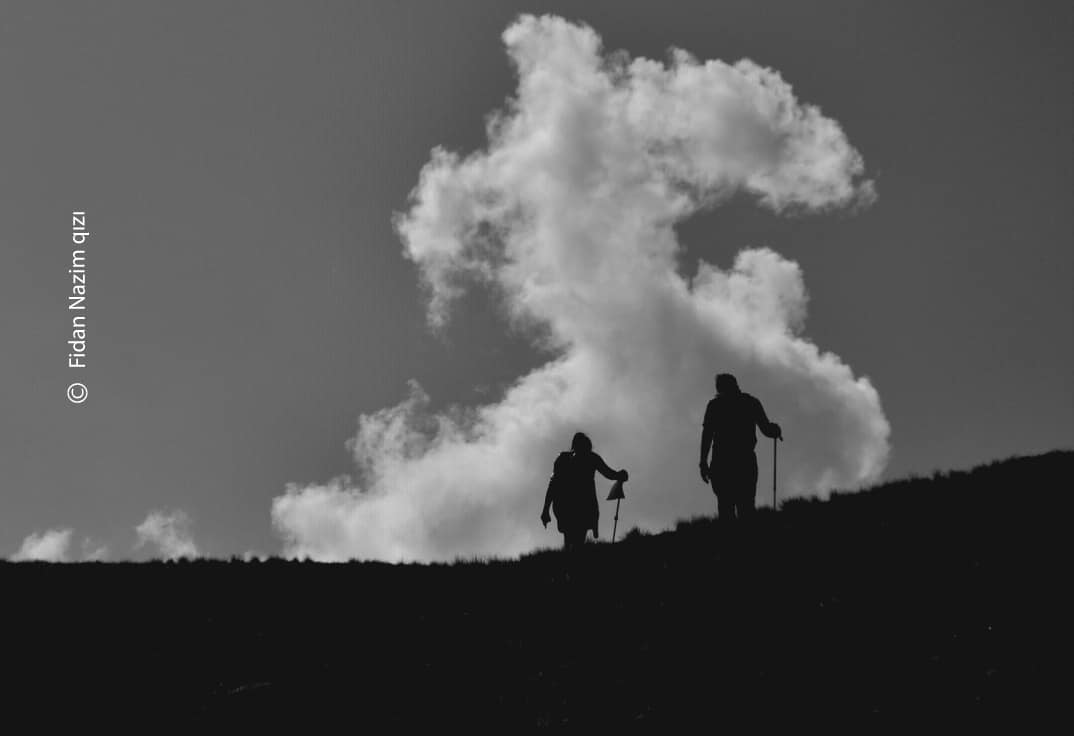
[4,452,1063,728]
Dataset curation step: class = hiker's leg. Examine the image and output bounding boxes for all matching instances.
[564,529,585,550]
[716,489,732,522]
[721,458,745,522]
[738,453,759,519]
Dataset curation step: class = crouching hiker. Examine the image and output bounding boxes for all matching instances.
[541,432,628,550]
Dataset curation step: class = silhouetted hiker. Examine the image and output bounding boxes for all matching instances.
[699,373,782,523]
[541,432,629,550]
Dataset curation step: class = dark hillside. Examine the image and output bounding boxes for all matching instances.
[4,451,1063,727]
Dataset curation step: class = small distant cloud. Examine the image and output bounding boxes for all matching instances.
[135,511,198,559]
[11,528,74,562]
[81,538,110,561]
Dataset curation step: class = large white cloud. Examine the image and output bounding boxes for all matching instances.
[272,15,890,562]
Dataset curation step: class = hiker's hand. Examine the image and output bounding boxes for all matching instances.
[772,423,783,441]
[699,462,709,484]
[619,469,629,482]
[540,509,551,527]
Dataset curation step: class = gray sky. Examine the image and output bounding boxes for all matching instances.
[2,0,1071,560]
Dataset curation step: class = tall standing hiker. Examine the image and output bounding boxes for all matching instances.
[699,373,782,523]
[542,432,629,550]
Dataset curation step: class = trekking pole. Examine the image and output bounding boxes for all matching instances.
[772,436,778,510]
[606,479,626,543]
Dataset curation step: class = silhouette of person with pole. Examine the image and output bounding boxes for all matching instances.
[699,373,782,524]
[541,432,628,550]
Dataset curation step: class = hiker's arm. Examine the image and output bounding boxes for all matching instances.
[699,422,713,483]
[700,423,714,465]
[594,453,627,482]
[755,398,782,440]
[540,474,554,526]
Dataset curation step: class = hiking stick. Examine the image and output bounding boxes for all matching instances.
[772,436,778,509]
[606,479,626,542]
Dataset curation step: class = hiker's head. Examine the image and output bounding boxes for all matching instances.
[571,432,593,454]
[715,373,741,395]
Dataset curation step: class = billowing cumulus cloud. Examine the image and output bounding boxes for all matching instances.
[11,528,74,562]
[135,510,198,559]
[272,15,890,562]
